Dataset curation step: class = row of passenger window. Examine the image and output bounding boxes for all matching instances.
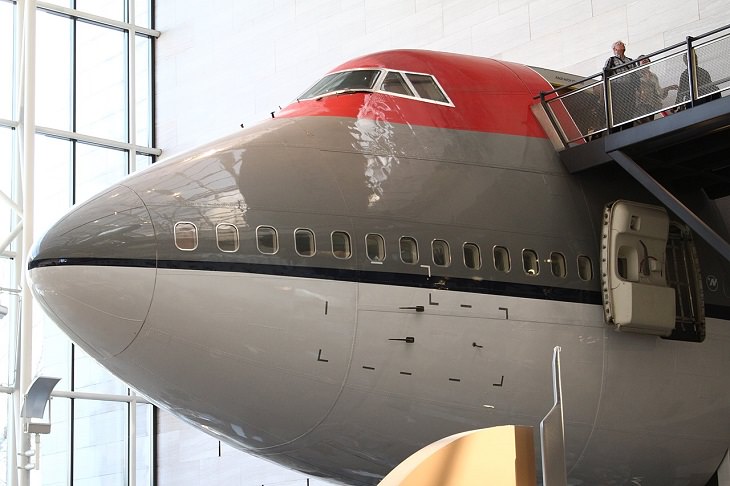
[173,222,593,281]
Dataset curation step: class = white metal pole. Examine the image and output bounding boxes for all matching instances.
[126,0,140,425]
[128,1,137,174]
[0,187,22,214]
[0,222,23,256]
[18,0,36,484]
[129,393,137,486]
[9,0,26,480]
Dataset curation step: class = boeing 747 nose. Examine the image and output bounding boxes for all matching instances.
[20,47,730,486]
[28,184,157,359]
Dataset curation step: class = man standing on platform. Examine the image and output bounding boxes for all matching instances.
[604,40,638,129]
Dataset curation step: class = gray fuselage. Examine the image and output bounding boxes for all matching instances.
[28,99,730,484]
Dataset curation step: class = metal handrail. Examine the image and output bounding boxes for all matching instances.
[536,22,730,147]
[536,22,730,100]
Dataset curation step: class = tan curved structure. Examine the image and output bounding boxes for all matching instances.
[379,425,536,486]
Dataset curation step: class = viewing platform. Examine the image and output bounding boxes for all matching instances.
[533,23,730,261]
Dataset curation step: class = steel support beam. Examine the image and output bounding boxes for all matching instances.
[609,150,730,263]
[0,223,23,256]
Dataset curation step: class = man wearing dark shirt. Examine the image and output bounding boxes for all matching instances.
[676,52,720,106]
[604,40,638,128]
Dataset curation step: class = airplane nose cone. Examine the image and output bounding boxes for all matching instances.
[28,184,157,359]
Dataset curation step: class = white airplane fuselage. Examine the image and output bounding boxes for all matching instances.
[28,50,730,485]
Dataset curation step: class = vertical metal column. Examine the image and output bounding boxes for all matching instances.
[129,393,137,486]
[18,0,36,484]
[685,37,696,108]
[127,3,138,482]
[8,0,27,480]
[603,69,614,132]
[128,0,137,175]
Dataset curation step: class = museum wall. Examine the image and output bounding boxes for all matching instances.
[155,0,729,157]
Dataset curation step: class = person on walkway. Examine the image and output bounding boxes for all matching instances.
[636,55,677,122]
[675,52,720,108]
[604,40,639,129]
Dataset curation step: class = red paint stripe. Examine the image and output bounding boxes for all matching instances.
[277,50,553,139]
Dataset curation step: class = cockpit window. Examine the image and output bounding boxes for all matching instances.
[381,71,413,96]
[405,73,449,103]
[298,69,381,100]
[377,70,452,105]
[298,68,453,106]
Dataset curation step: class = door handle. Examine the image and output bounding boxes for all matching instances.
[399,306,424,312]
[388,337,415,343]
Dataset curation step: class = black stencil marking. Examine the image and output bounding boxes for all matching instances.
[429,293,439,306]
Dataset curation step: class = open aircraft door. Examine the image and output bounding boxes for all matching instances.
[601,200,677,337]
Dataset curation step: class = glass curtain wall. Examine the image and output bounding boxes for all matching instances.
[0,1,159,485]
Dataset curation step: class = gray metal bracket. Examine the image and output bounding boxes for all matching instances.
[540,346,567,486]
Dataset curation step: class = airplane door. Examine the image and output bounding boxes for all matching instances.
[601,200,676,336]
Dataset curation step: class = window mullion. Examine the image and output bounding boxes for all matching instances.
[71,10,77,205]
[127,1,135,173]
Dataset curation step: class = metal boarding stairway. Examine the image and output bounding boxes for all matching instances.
[533,23,730,263]
[666,222,705,341]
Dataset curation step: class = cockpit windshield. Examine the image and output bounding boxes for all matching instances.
[297,68,453,106]
[298,69,382,100]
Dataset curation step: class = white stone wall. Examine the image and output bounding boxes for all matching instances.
[156,0,730,157]
[153,1,730,484]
